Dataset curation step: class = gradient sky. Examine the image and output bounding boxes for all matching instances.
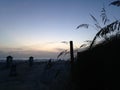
[0,0,119,59]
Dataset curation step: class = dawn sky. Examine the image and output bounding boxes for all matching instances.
[0,0,119,59]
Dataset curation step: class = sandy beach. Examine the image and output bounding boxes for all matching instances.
[0,60,71,90]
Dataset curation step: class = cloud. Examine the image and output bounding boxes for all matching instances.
[0,48,58,59]
[0,41,69,59]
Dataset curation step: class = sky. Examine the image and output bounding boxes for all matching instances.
[0,0,119,59]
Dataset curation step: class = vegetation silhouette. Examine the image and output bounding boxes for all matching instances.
[1,1,120,90]
[110,0,120,6]
[72,0,120,89]
[72,35,120,89]
[57,0,120,61]
[77,11,120,49]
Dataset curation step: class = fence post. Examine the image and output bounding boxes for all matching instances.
[9,62,17,76]
[6,56,13,68]
[70,41,74,64]
[70,41,74,81]
[29,56,34,67]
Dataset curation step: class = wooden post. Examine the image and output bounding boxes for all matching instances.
[6,56,13,68]
[10,63,17,76]
[29,56,34,67]
[70,41,74,64]
[70,41,74,81]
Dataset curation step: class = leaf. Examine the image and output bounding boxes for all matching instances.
[110,0,120,7]
[95,24,102,29]
[57,50,68,59]
[100,7,110,25]
[80,44,87,48]
[64,51,69,56]
[90,14,102,29]
[89,20,120,49]
[76,24,89,29]
[84,40,92,43]
[61,41,68,44]
[90,14,99,24]
[57,51,65,59]
[118,22,120,31]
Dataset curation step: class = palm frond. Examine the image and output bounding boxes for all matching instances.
[89,35,98,49]
[61,41,68,44]
[57,51,65,59]
[98,20,119,37]
[57,50,68,59]
[90,14,98,24]
[109,0,120,7]
[64,50,69,56]
[95,24,102,30]
[84,40,92,43]
[100,7,110,25]
[76,24,89,29]
[80,44,87,48]
[90,14,101,30]
[118,22,120,31]
[89,20,120,49]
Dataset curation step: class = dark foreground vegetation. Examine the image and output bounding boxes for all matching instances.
[0,35,119,90]
[72,35,120,90]
[0,1,120,89]
[72,1,120,89]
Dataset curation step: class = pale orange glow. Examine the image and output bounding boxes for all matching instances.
[25,42,69,52]
[0,41,80,53]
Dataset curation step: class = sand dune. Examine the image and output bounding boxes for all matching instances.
[0,60,71,90]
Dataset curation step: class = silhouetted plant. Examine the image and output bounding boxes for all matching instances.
[57,49,68,59]
[76,24,89,29]
[57,48,80,59]
[57,41,81,59]
[109,0,120,7]
[76,1,120,49]
[100,7,110,25]
[79,40,92,48]
[89,20,120,48]
[57,41,69,59]
[61,41,69,44]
